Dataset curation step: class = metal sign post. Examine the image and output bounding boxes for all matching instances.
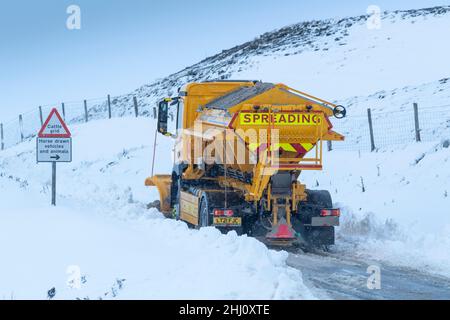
[37,108,72,206]
[52,162,56,206]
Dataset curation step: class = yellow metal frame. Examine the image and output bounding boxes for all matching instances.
[145,175,172,215]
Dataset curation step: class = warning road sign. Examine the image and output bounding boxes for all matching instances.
[38,108,71,138]
[37,137,72,163]
[37,108,72,162]
[36,108,73,206]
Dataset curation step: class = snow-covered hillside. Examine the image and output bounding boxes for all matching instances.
[83,5,450,153]
[332,77,450,151]
[107,5,450,117]
[4,6,450,151]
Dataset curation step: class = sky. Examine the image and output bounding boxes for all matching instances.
[0,0,448,121]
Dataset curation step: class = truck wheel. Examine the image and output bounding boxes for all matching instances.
[170,172,181,220]
[199,196,210,228]
[306,190,332,207]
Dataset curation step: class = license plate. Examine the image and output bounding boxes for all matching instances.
[213,217,242,226]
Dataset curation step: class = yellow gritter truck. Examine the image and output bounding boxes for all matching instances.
[146,80,346,247]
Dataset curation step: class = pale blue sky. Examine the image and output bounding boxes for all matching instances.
[0,0,448,120]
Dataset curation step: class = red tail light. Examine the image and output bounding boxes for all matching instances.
[320,209,340,217]
[213,209,234,217]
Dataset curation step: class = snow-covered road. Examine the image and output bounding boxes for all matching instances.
[287,250,450,300]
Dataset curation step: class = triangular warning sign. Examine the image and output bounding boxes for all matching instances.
[38,108,71,138]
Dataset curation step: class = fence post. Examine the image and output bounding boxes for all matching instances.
[84,100,88,122]
[133,97,139,117]
[19,114,24,142]
[39,106,43,127]
[367,108,376,152]
[413,103,421,142]
[0,123,4,151]
[327,140,332,152]
[153,106,157,119]
[62,103,66,121]
[107,95,112,119]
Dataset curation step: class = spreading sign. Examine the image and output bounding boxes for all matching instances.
[37,109,72,163]
[239,112,322,126]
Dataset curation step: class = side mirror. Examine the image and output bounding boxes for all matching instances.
[157,100,169,135]
[333,105,347,119]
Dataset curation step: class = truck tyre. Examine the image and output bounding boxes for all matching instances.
[199,196,210,228]
[170,172,180,220]
[306,189,332,208]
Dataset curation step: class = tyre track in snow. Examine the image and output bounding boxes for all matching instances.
[286,250,450,300]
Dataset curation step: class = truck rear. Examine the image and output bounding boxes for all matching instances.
[146,80,346,247]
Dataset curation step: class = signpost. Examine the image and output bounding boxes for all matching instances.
[37,108,72,206]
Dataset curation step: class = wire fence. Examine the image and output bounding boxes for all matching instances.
[0,95,157,151]
[1,96,449,153]
[330,103,450,151]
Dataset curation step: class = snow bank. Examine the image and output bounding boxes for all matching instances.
[0,118,314,300]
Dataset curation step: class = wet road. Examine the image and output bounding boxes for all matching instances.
[287,250,450,300]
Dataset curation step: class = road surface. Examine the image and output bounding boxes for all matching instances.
[287,250,450,300]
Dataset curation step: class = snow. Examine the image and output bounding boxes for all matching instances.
[0,118,314,300]
[232,9,450,103]
[302,143,450,277]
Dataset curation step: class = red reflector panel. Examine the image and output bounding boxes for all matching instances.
[274,224,295,239]
[320,209,341,217]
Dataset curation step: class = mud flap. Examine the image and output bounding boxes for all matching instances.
[304,226,335,246]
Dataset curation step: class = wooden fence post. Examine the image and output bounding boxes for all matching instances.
[19,114,24,142]
[84,100,88,122]
[0,123,4,151]
[39,106,43,127]
[107,95,112,119]
[133,97,139,117]
[413,103,421,142]
[62,103,66,121]
[367,108,376,152]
